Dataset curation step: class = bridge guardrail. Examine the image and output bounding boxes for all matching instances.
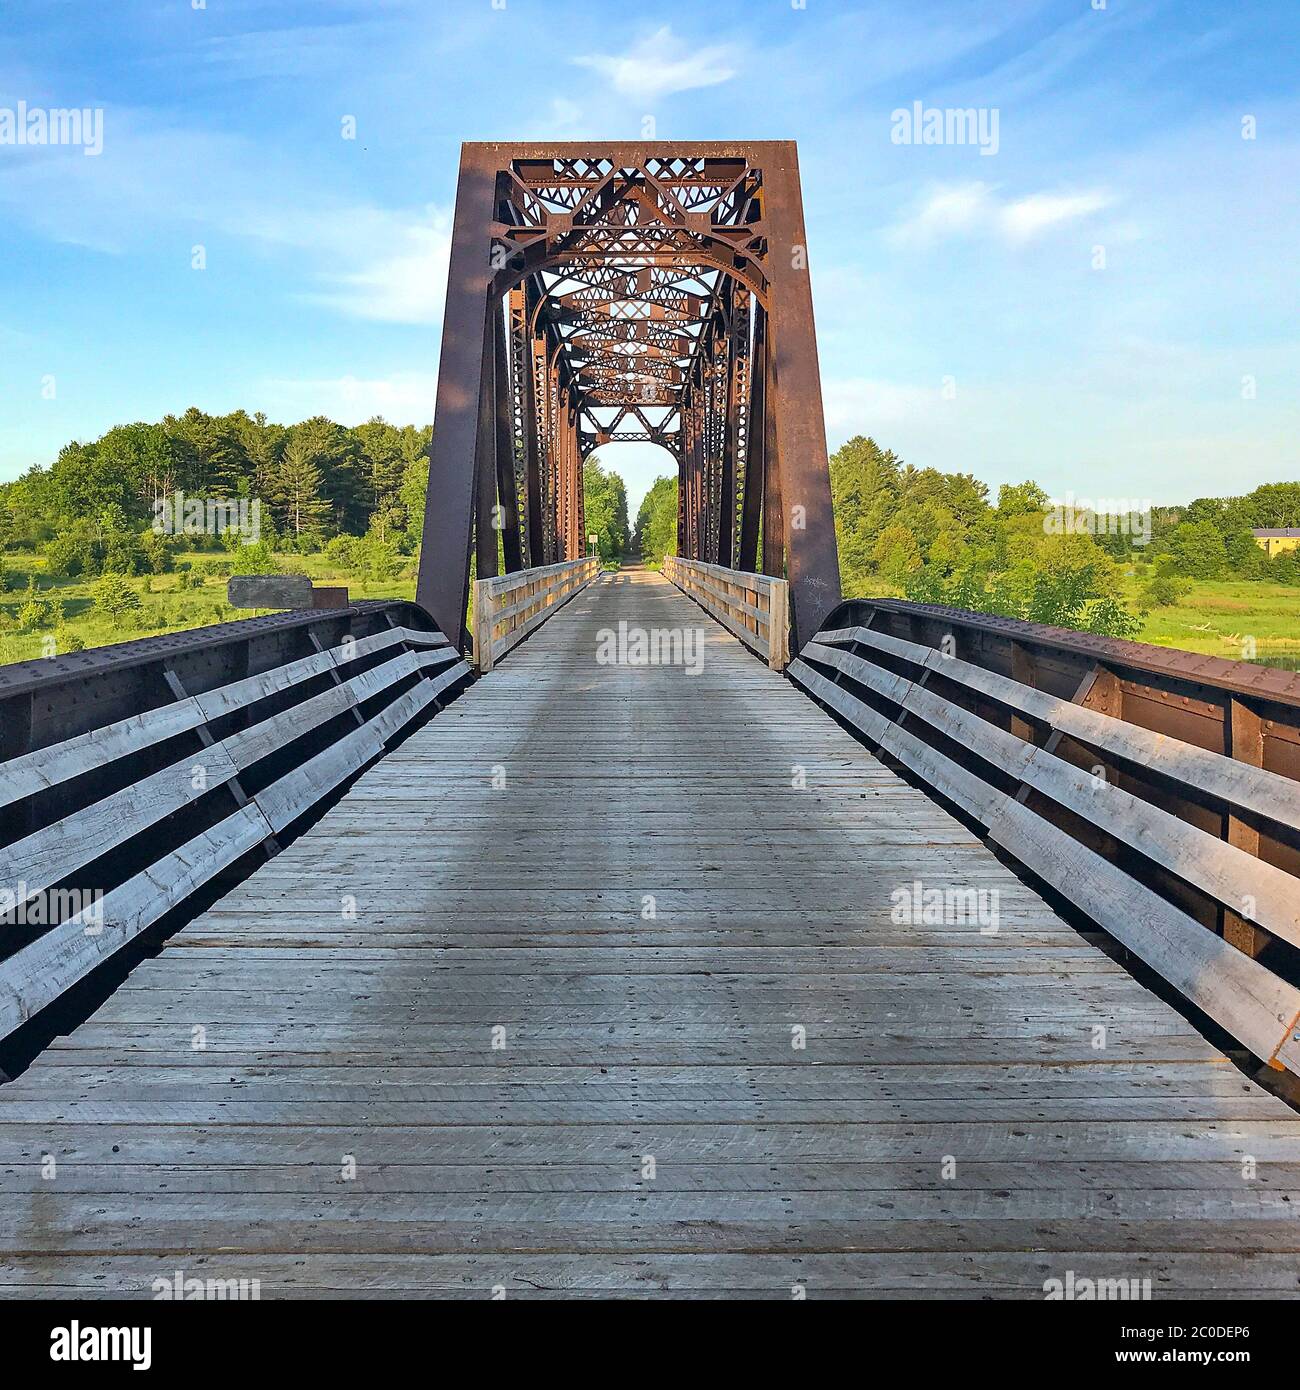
[791,597,1300,1078]
[662,556,790,670]
[0,601,471,1045]
[472,556,600,672]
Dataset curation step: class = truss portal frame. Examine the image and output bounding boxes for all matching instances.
[416,142,841,651]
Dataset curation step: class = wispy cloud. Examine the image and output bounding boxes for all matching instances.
[891,182,1115,245]
[573,25,738,102]
[999,190,1115,241]
[0,106,454,325]
[297,206,453,324]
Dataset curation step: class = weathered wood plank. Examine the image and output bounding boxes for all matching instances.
[4,567,1299,1296]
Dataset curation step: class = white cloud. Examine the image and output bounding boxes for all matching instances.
[892,182,1115,245]
[999,190,1114,242]
[302,207,453,324]
[895,183,995,242]
[0,104,455,325]
[257,372,438,426]
[573,26,738,101]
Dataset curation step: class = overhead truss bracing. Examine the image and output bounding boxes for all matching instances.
[416,143,841,652]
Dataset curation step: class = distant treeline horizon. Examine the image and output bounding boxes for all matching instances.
[2,412,1297,639]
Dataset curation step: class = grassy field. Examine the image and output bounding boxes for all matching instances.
[0,550,419,666]
[1120,575,1300,665]
[2,551,1297,669]
[842,571,1300,666]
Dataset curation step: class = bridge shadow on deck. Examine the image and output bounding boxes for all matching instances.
[2,569,1300,1298]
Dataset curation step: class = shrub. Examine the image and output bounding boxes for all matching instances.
[228,540,278,577]
[91,572,142,626]
[17,599,51,631]
[1080,597,1144,640]
[323,535,358,572]
[44,533,93,578]
[1139,575,1186,609]
[354,537,402,582]
[139,531,174,574]
[102,531,145,576]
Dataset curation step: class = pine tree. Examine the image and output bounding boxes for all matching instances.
[276,438,329,536]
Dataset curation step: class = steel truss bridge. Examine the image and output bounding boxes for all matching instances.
[2,144,1300,1299]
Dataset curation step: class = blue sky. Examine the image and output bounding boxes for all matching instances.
[1,0,1296,518]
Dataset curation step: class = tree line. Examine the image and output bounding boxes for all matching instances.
[582,456,631,563]
[0,408,432,580]
[0,412,655,604]
[831,436,1300,637]
[629,439,1300,640]
[5,410,1292,644]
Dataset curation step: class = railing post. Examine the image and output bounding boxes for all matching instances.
[662,555,791,671]
[471,578,493,674]
[1224,697,1265,958]
[768,578,790,670]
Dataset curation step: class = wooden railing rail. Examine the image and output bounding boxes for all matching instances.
[790,598,1300,1078]
[472,557,600,672]
[662,556,790,670]
[0,602,470,1043]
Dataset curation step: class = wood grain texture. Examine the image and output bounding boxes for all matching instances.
[3,568,1298,1299]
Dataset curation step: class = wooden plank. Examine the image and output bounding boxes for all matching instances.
[5,567,1300,1295]
[5,742,242,899]
[250,664,465,834]
[474,559,597,671]
[0,805,272,1040]
[801,641,1300,952]
[663,556,791,667]
[816,623,1300,832]
[0,626,449,813]
[1224,697,1266,957]
[789,655,1300,1069]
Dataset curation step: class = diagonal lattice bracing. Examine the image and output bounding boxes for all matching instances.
[416,142,840,653]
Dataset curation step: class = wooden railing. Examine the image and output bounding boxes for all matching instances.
[662,556,790,670]
[0,602,470,1044]
[790,597,1300,1079]
[472,556,600,672]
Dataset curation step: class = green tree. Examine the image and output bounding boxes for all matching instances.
[91,572,142,627]
[1139,574,1186,609]
[287,416,366,532]
[44,533,94,578]
[233,411,286,507]
[398,432,432,548]
[1169,521,1228,579]
[997,480,1050,516]
[633,475,679,566]
[872,523,922,587]
[276,438,329,537]
[582,455,630,561]
[355,417,409,536]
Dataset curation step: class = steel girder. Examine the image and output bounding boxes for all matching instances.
[416,142,841,652]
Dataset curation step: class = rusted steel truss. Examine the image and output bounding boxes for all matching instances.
[415,142,841,651]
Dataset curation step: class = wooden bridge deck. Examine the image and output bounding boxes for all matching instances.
[3,567,1300,1298]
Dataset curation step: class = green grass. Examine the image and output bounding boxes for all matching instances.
[4,549,1297,670]
[1120,574,1300,662]
[841,570,1300,665]
[0,550,418,666]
